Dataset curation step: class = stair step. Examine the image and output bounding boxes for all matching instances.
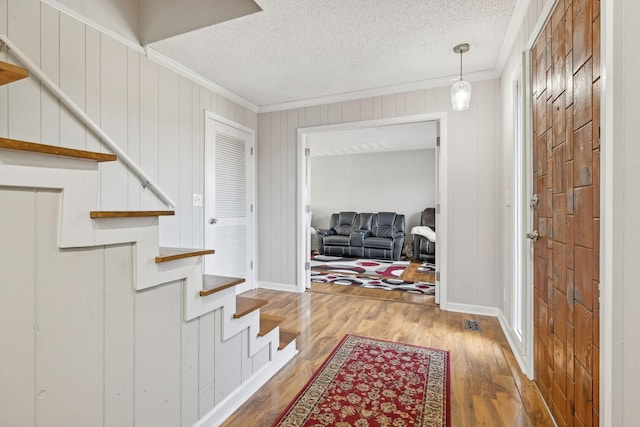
[90,210,174,218]
[155,247,215,263]
[233,296,268,319]
[199,275,245,297]
[0,137,117,162]
[278,328,300,350]
[0,60,28,85]
[258,313,285,337]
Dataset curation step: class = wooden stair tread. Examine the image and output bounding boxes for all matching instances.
[278,328,300,350]
[199,275,245,297]
[233,296,268,318]
[258,313,285,337]
[155,247,215,263]
[90,210,174,218]
[0,60,28,85]
[0,137,116,162]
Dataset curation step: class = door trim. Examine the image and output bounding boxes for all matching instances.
[204,111,257,291]
[295,113,449,310]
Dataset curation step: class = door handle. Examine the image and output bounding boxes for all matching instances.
[209,217,218,224]
[530,194,539,209]
[526,230,539,242]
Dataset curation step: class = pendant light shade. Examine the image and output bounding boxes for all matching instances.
[451,43,471,111]
[451,79,471,111]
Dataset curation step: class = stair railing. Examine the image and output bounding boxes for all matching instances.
[0,34,176,208]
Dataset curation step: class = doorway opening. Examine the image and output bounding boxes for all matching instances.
[296,113,448,309]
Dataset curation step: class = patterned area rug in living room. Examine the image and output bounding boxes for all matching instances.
[310,255,435,295]
[271,334,450,427]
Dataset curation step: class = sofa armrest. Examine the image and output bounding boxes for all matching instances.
[318,228,336,237]
[350,230,371,247]
[390,233,405,261]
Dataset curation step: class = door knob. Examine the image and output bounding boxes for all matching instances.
[209,217,218,224]
[526,230,539,242]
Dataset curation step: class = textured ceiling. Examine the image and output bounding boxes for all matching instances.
[149,0,519,108]
[308,121,437,157]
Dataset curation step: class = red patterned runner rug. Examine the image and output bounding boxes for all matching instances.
[272,334,450,427]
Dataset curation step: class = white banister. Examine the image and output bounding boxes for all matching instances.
[0,34,176,208]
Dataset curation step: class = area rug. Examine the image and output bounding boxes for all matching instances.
[310,255,435,295]
[310,255,410,277]
[272,334,450,427]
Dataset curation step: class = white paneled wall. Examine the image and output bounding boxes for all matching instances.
[0,0,257,248]
[258,80,502,308]
[0,187,274,427]
[0,1,265,426]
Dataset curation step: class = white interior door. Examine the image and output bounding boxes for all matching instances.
[204,113,255,294]
[434,121,441,305]
[304,142,312,289]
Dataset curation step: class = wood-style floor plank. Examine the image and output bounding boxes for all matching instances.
[222,288,555,427]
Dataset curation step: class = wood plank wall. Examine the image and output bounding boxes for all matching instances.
[0,188,270,426]
[0,0,257,250]
[532,0,601,426]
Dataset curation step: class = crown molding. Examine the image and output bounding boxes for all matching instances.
[40,0,259,114]
[145,48,259,113]
[258,69,500,113]
[495,0,532,74]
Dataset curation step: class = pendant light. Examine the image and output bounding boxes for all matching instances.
[451,43,471,111]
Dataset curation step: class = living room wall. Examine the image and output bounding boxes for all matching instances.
[257,79,502,310]
[310,148,436,237]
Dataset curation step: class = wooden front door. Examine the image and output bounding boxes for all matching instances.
[531,1,600,426]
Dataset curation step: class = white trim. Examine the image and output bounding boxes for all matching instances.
[295,113,448,310]
[526,0,560,48]
[147,48,259,113]
[445,303,500,317]
[193,343,298,427]
[495,0,532,74]
[38,1,259,114]
[520,48,536,379]
[258,281,299,293]
[260,70,499,113]
[601,0,615,425]
[497,309,530,378]
[203,111,257,292]
[40,0,145,53]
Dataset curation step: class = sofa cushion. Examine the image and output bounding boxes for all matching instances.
[357,212,374,231]
[334,211,358,235]
[372,212,397,238]
[363,237,394,250]
[324,235,351,246]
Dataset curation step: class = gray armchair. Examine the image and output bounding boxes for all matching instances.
[412,208,436,263]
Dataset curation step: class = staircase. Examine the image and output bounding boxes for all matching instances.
[0,61,298,427]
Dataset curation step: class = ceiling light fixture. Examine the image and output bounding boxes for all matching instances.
[451,43,471,111]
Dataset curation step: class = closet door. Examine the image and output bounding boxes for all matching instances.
[205,114,255,293]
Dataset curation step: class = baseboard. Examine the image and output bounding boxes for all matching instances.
[445,302,500,317]
[496,309,530,378]
[258,281,299,292]
[193,343,298,427]
[448,303,533,380]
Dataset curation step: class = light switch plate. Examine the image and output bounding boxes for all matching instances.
[193,193,203,207]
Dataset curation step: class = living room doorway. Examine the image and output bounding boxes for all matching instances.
[296,113,448,308]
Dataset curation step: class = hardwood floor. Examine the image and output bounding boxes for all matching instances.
[222,288,555,427]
